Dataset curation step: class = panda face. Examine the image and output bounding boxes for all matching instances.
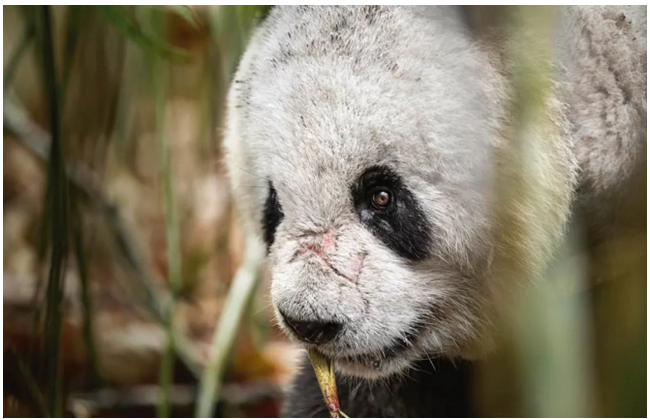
[261,162,480,378]
[255,135,492,378]
[225,6,508,378]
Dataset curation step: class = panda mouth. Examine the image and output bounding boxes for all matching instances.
[339,348,404,370]
[330,318,428,370]
[310,344,407,374]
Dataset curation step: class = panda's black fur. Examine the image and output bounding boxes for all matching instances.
[283,356,473,418]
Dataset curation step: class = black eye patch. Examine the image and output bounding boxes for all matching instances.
[351,166,432,261]
[263,181,284,248]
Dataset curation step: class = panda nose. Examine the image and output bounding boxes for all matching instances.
[279,311,342,344]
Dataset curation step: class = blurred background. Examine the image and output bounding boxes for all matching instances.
[4,5,298,418]
[2,5,646,418]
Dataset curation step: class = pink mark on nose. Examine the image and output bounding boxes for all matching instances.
[299,230,336,262]
[322,230,336,254]
[296,231,364,284]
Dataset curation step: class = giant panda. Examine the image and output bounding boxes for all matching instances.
[223,6,646,417]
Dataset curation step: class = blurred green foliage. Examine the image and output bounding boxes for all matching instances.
[4,5,273,417]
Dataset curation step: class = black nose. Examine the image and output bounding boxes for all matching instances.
[279,311,342,344]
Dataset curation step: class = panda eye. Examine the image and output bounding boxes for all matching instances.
[352,166,433,261]
[371,189,392,210]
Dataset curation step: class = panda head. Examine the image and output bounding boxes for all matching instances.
[225,6,574,379]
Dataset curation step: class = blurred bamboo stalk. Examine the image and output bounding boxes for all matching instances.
[37,5,70,417]
[501,6,592,416]
[195,7,269,417]
[195,234,265,418]
[64,5,101,388]
[150,9,183,417]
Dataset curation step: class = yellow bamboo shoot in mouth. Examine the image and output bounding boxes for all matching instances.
[307,348,349,418]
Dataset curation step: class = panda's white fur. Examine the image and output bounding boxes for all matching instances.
[224,4,646,387]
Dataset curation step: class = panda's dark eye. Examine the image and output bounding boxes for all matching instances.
[351,166,433,261]
[371,189,392,210]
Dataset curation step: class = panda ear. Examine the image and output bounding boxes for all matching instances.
[459,6,511,39]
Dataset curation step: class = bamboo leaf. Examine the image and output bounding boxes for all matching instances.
[157,5,199,28]
[97,5,190,63]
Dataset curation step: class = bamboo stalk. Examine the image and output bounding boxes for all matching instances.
[195,235,265,418]
[195,7,270,417]
[150,9,182,418]
[506,8,592,416]
[38,5,69,417]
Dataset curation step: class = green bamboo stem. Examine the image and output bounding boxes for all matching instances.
[151,10,182,417]
[195,7,269,417]
[38,5,69,417]
[507,7,592,416]
[195,235,265,418]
